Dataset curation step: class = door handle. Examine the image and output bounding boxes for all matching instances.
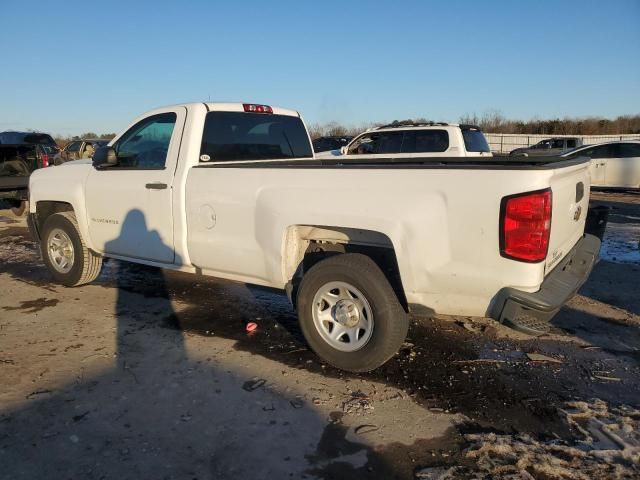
[145,182,167,190]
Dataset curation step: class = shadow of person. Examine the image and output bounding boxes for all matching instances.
[103,209,186,366]
[0,208,367,480]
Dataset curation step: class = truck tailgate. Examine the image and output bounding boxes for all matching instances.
[545,161,591,273]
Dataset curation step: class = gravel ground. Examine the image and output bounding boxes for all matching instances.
[0,191,638,479]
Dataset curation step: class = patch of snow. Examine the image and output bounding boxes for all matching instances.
[600,222,640,265]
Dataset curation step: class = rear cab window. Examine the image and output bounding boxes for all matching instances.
[200,112,312,161]
[461,127,490,153]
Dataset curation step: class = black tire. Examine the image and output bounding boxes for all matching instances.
[296,253,409,372]
[41,211,102,287]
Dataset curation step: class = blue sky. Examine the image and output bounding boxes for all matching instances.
[1,0,638,135]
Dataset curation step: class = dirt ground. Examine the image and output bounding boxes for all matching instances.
[0,191,638,480]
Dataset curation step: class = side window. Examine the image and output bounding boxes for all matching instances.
[551,139,564,149]
[591,145,612,159]
[113,112,176,168]
[347,132,402,155]
[618,143,640,158]
[402,130,449,153]
[376,133,403,154]
[578,148,593,158]
[348,134,377,155]
[66,141,82,153]
[566,139,577,148]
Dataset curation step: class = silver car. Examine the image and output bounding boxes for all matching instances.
[562,141,640,190]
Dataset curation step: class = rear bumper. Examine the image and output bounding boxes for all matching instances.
[488,234,601,334]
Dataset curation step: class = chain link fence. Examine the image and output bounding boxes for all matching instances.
[485,133,640,154]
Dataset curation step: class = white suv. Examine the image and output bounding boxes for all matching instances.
[316,123,492,159]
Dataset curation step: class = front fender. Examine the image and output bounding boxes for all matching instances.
[29,163,94,251]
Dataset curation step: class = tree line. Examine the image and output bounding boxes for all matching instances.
[53,132,116,146]
[308,113,640,139]
[51,112,640,145]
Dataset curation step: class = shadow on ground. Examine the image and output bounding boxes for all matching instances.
[0,214,464,480]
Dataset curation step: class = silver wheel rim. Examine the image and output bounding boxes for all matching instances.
[312,281,374,352]
[47,228,74,274]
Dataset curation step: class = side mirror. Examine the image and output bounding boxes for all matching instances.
[340,146,348,155]
[92,146,118,168]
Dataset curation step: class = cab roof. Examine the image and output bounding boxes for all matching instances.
[204,102,299,117]
[144,102,301,118]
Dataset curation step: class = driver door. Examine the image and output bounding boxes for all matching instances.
[84,107,186,263]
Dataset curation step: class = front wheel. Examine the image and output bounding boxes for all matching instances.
[41,212,103,286]
[296,253,409,372]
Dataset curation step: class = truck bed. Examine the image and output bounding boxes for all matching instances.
[194,155,589,170]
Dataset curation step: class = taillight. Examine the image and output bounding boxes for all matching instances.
[41,154,49,167]
[243,103,273,114]
[500,189,552,262]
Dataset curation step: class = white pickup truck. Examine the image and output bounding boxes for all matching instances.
[316,122,493,159]
[28,102,601,372]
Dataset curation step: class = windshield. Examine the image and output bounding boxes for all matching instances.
[461,128,490,152]
[200,112,312,161]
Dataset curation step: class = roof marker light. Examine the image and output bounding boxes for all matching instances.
[243,103,273,114]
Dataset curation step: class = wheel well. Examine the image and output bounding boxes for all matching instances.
[284,226,408,312]
[35,201,74,232]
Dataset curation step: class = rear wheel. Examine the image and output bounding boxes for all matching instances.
[297,253,409,372]
[41,211,102,286]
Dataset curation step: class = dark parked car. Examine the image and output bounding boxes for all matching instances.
[0,131,58,215]
[0,131,59,157]
[54,139,109,165]
[312,135,353,153]
[510,137,583,156]
[0,143,50,216]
